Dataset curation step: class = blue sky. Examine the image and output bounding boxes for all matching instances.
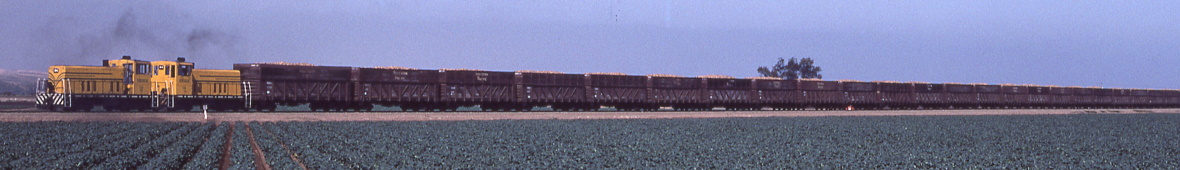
[2,1,1177,89]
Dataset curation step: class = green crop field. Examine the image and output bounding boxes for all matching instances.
[3,114,1179,169]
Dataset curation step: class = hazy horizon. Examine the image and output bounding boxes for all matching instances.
[2,1,1177,89]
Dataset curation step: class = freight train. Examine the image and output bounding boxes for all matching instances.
[35,56,1180,112]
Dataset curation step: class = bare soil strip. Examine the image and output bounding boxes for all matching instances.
[0,109,1176,122]
[258,123,309,170]
[244,124,272,170]
[219,124,233,170]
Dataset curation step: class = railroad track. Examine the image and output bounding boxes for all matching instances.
[2,109,1178,122]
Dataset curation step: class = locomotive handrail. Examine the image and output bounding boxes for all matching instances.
[243,81,253,109]
[64,78,72,108]
[36,78,46,94]
[169,80,175,108]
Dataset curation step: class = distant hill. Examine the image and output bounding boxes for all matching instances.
[0,68,45,95]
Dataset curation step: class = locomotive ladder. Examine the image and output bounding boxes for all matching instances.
[242,81,253,109]
[151,81,175,109]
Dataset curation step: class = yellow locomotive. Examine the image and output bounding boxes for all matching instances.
[36,56,245,111]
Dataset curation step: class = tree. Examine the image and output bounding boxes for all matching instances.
[756,57,822,80]
[798,58,822,79]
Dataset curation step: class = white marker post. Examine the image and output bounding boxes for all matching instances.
[202,104,208,120]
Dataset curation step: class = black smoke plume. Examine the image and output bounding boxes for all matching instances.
[27,4,244,69]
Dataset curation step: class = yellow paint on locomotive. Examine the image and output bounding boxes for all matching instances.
[149,60,195,95]
[46,65,123,95]
[192,69,242,96]
[46,56,153,95]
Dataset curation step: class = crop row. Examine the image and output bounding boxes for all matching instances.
[0,121,264,169]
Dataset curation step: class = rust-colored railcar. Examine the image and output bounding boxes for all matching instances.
[798,79,844,109]
[1130,89,1152,106]
[704,78,756,110]
[1150,90,1174,106]
[914,83,945,107]
[648,76,705,110]
[976,85,1004,108]
[1072,88,1098,107]
[516,72,587,111]
[876,82,914,109]
[352,68,440,111]
[1090,89,1109,106]
[1027,86,1052,107]
[943,84,976,108]
[234,63,354,111]
[440,70,517,111]
[587,74,647,110]
[754,79,797,110]
[841,81,877,108]
[1116,89,1134,106]
[1170,90,1180,105]
[1047,87,1073,107]
[1000,85,1029,108]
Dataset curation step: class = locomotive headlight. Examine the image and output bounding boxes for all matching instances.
[52,68,59,73]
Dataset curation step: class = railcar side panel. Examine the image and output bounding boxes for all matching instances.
[877,82,914,105]
[914,83,945,104]
[440,70,516,102]
[976,85,1003,105]
[798,80,845,105]
[842,82,876,105]
[648,77,704,103]
[1026,86,1051,105]
[1092,89,1114,105]
[587,74,647,103]
[1130,90,1151,105]
[1001,85,1029,106]
[1047,87,1071,105]
[705,78,754,103]
[754,79,796,104]
[353,68,439,102]
[234,64,353,102]
[517,73,587,103]
[1073,88,1097,105]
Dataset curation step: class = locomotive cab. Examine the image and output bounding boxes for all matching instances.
[149,58,195,96]
[104,56,154,95]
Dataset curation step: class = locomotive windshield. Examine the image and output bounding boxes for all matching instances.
[179,65,192,76]
[136,64,150,74]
